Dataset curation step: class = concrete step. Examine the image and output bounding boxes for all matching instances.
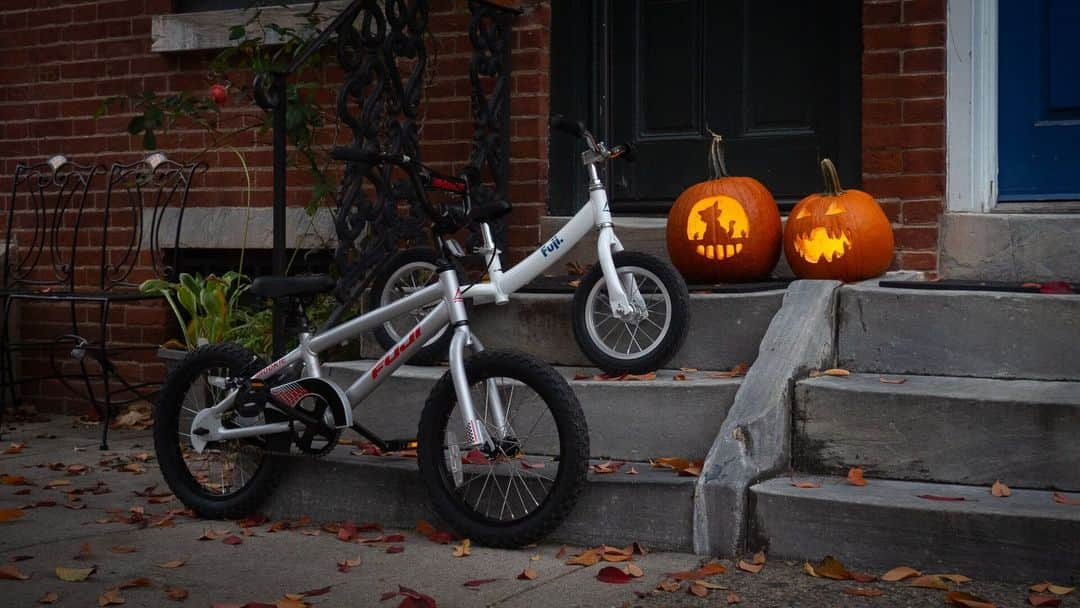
[837,283,1080,380]
[327,361,741,462]
[264,452,698,552]
[793,373,1080,491]
[751,475,1080,582]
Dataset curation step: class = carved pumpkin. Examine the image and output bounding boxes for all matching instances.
[665,134,781,283]
[783,158,894,281]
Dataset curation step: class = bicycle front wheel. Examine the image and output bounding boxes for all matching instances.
[417,350,589,548]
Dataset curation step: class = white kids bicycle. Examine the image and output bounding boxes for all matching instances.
[363,116,691,374]
[154,179,589,547]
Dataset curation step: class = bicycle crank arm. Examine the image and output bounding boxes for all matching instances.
[189,415,290,453]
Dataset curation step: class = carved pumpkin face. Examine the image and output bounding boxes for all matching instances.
[666,137,781,283]
[783,159,894,282]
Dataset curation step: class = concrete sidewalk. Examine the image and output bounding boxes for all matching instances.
[0,418,1072,608]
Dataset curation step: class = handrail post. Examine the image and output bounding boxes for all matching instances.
[271,72,288,358]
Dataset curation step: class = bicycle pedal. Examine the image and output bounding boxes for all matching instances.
[384,439,419,452]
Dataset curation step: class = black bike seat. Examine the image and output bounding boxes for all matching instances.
[469,199,512,223]
[250,274,337,298]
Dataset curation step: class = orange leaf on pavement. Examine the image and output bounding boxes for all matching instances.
[727,591,741,604]
[165,586,189,601]
[945,590,996,607]
[792,481,821,489]
[844,587,885,597]
[881,566,921,582]
[38,591,59,603]
[804,556,851,580]
[517,568,538,580]
[1029,594,1063,607]
[737,550,766,573]
[0,508,26,523]
[991,481,1011,497]
[97,589,124,606]
[0,563,30,580]
[566,549,600,567]
[846,467,867,486]
[909,575,949,590]
[625,563,644,578]
[1052,492,1080,506]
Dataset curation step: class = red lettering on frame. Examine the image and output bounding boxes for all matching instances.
[371,326,422,379]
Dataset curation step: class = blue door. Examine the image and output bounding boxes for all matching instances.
[999,0,1080,201]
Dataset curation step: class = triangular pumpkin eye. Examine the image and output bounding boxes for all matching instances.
[794,208,810,220]
[825,201,845,216]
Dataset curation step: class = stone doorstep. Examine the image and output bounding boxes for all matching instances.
[751,475,1080,582]
[327,361,742,462]
[837,282,1080,381]
[264,452,699,552]
[794,373,1080,491]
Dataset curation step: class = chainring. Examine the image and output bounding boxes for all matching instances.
[291,395,342,457]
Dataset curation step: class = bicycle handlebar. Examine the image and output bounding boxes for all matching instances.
[549,115,635,163]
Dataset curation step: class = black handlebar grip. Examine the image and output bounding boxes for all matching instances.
[549,114,586,138]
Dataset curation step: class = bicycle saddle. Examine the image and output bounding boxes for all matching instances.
[250,274,337,298]
[469,198,512,223]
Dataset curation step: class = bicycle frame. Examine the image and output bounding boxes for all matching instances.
[188,265,508,453]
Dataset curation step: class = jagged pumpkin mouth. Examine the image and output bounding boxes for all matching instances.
[792,227,852,263]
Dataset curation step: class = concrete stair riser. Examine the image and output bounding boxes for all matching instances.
[263,454,698,552]
[793,374,1080,491]
[327,362,740,462]
[837,284,1080,380]
[751,476,1080,582]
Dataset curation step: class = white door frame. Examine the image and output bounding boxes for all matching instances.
[945,0,998,213]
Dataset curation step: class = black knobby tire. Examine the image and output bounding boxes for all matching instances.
[154,343,286,519]
[571,251,690,374]
[417,350,589,548]
[368,247,451,365]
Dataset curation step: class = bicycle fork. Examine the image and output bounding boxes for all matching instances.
[438,266,512,452]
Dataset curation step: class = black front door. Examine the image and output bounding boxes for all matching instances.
[550,0,862,214]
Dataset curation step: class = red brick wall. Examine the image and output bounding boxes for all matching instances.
[861,0,946,273]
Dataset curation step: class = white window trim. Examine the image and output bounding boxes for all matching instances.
[946,0,998,213]
[151,1,349,53]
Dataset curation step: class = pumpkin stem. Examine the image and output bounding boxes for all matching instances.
[820,158,845,196]
[707,127,729,179]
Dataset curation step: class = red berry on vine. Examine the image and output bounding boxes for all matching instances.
[210,84,228,105]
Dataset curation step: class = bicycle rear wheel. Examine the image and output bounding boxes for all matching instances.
[417,350,589,548]
[368,247,451,364]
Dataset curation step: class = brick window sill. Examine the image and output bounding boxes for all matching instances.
[150,1,350,53]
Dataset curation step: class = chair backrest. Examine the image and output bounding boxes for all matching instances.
[3,155,100,292]
[101,154,205,291]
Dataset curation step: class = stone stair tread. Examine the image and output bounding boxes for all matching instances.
[328,360,746,385]
[799,372,1080,404]
[752,475,1080,581]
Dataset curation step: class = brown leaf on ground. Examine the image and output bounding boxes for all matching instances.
[597,566,633,584]
[680,367,699,372]
[463,578,499,587]
[878,376,907,384]
[730,363,750,376]
[656,578,682,593]
[909,575,949,590]
[727,591,741,603]
[566,549,601,567]
[991,481,1011,497]
[157,559,187,569]
[625,563,644,578]
[881,566,921,581]
[844,587,885,597]
[651,457,692,471]
[678,462,704,477]
[386,545,404,554]
[97,589,124,606]
[415,520,437,537]
[452,539,471,557]
[846,467,868,486]
[791,481,822,489]
[737,550,766,573]
[555,545,567,559]
[37,590,58,603]
[109,546,136,554]
[632,542,649,556]
[336,555,362,573]
[1029,583,1075,595]
[0,508,26,523]
[673,373,688,381]
[117,578,152,589]
[626,466,638,475]
[0,564,30,580]
[623,372,657,381]
[517,568,538,580]
[222,535,243,546]
[804,556,851,580]
[937,574,973,584]
[1,474,32,485]
[688,581,709,597]
[75,543,93,560]
[572,373,590,380]
[590,461,624,474]
[822,368,851,377]
[945,590,996,607]
[198,528,231,541]
[164,586,188,601]
[669,561,727,581]
[1029,594,1064,607]
[5,442,26,454]
[55,565,95,581]
[1052,492,1080,506]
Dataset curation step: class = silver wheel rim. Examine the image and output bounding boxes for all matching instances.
[177,365,265,497]
[380,260,447,348]
[583,265,672,361]
[441,376,560,523]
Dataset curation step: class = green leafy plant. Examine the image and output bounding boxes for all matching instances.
[140,272,251,349]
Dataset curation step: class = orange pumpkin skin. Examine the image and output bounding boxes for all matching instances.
[783,159,894,282]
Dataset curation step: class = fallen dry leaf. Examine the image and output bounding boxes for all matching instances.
[222,535,243,546]
[566,549,601,567]
[844,587,885,597]
[991,481,1011,498]
[337,555,362,573]
[878,376,907,384]
[55,565,95,582]
[1029,583,1075,595]
[737,550,766,573]
[37,590,59,603]
[669,561,726,581]
[657,578,681,592]
[651,457,692,471]
[727,591,741,604]
[0,508,26,523]
[0,563,30,580]
[463,578,498,588]
[157,558,187,569]
[118,577,152,589]
[791,481,822,489]
[1029,594,1064,607]
[596,566,633,584]
[822,368,851,376]
[804,556,851,580]
[909,574,949,590]
[555,546,567,559]
[881,566,921,581]
[4,442,25,454]
[689,581,709,597]
[938,573,973,584]
[945,590,996,607]
[97,588,124,606]
[1,474,32,485]
[846,467,868,486]
[1052,492,1080,506]
[386,545,404,554]
[625,563,644,578]
[164,586,188,601]
[109,546,136,554]
[198,528,231,541]
[452,539,471,557]
[517,568,538,580]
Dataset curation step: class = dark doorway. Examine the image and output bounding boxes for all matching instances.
[550,0,862,215]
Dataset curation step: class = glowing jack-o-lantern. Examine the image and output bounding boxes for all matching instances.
[666,134,781,283]
[783,158,894,282]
